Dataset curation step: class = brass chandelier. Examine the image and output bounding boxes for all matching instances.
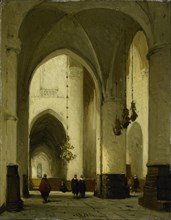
[113,41,138,136]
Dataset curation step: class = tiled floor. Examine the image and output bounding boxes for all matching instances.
[0,191,171,220]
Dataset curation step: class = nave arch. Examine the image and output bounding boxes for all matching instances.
[29,111,68,190]
[28,52,101,190]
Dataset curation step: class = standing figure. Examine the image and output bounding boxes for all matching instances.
[132,175,140,193]
[128,176,133,192]
[39,174,51,203]
[79,175,86,198]
[71,174,79,198]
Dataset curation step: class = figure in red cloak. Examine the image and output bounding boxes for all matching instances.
[39,174,51,203]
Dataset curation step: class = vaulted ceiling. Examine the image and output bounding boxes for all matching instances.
[30,113,66,153]
[18,2,140,94]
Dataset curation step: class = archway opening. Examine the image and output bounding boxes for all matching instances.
[29,53,98,191]
[29,112,67,190]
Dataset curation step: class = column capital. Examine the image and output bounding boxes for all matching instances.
[147,43,171,60]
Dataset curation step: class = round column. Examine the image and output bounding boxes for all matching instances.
[102,99,126,174]
[67,65,83,179]
[139,4,171,211]
[139,44,171,211]
[96,98,128,198]
[148,45,171,165]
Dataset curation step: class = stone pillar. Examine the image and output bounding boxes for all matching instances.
[5,41,20,164]
[139,44,171,211]
[138,3,171,211]
[2,46,19,205]
[67,65,83,179]
[0,3,5,210]
[6,164,23,211]
[96,98,128,198]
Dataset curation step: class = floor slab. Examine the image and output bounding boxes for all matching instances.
[0,191,171,220]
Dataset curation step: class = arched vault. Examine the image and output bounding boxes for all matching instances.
[30,113,66,154]
[18,3,152,96]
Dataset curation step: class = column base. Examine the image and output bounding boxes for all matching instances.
[6,164,24,212]
[6,199,23,212]
[23,174,30,198]
[0,204,6,214]
[96,174,129,199]
[139,164,171,212]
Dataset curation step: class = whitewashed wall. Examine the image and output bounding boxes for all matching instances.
[30,55,68,127]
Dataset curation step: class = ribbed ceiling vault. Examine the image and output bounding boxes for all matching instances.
[18,4,140,95]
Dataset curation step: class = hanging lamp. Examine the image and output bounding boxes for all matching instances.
[121,106,130,128]
[121,31,130,129]
[130,42,138,122]
[113,81,122,135]
[113,116,122,136]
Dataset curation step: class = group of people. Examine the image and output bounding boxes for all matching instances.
[71,174,86,199]
[38,173,86,203]
[39,173,140,203]
[127,175,140,193]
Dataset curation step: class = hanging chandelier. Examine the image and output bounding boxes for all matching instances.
[60,136,77,162]
[113,35,138,136]
[113,116,122,136]
[130,42,138,122]
[121,106,130,129]
[130,101,138,121]
[121,34,130,130]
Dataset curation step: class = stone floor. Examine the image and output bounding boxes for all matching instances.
[0,191,171,220]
